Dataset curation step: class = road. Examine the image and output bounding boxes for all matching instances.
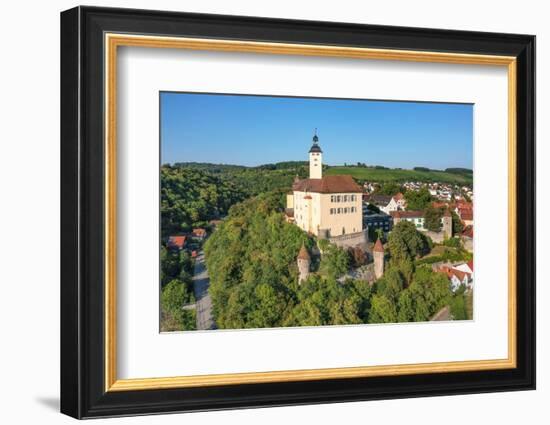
[192,252,216,330]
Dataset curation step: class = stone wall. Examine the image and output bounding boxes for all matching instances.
[329,230,368,249]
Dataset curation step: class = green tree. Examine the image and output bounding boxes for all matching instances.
[451,210,464,235]
[404,187,432,210]
[320,244,350,279]
[369,294,397,323]
[424,206,443,232]
[375,182,403,196]
[387,221,430,263]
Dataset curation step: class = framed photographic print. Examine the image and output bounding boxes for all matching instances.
[60,6,536,419]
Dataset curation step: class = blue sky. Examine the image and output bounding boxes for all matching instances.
[160,92,473,170]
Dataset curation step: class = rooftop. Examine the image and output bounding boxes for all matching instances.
[390,210,424,219]
[293,175,363,194]
[373,239,385,253]
[297,244,311,260]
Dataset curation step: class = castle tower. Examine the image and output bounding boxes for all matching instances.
[297,244,311,284]
[442,209,452,239]
[373,238,385,279]
[309,130,323,179]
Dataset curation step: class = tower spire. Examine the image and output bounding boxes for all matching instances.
[308,129,323,179]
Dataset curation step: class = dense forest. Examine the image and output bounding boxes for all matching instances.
[161,162,472,331]
[161,162,309,238]
[204,192,471,329]
[161,166,245,238]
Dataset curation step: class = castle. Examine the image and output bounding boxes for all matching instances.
[285,132,365,245]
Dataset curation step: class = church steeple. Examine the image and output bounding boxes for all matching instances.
[309,128,322,153]
[309,129,323,179]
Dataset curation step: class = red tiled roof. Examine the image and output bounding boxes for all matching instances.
[373,239,384,253]
[467,259,474,272]
[167,236,186,249]
[462,225,474,238]
[293,175,362,194]
[436,266,471,282]
[297,244,311,260]
[450,269,470,282]
[460,211,473,221]
[390,210,424,219]
[192,228,207,237]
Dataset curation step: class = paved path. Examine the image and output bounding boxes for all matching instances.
[192,252,216,330]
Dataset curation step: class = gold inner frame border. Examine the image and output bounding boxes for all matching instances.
[104,33,517,392]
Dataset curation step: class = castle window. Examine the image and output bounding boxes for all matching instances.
[336,195,341,202]
[337,208,342,214]
[344,207,348,213]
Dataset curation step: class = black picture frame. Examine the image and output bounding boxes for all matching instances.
[61,5,535,419]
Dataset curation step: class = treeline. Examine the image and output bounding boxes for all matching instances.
[161,166,246,238]
[165,161,308,204]
[445,167,473,175]
[204,193,470,329]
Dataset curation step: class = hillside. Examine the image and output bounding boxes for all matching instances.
[325,166,472,184]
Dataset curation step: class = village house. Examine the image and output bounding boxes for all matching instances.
[192,228,208,240]
[167,235,187,251]
[432,261,473,291]
[286,132,365,247]
[365,194,393,213]
[365,192,405,214]
[455,201,474,226]
[390,209,452,240]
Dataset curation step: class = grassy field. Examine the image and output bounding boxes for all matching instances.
[325,166,472,184]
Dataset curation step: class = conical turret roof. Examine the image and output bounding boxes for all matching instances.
[297,244,311,260]
[373,239,385,253]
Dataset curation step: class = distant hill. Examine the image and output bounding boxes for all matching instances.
[170,162,472,185]
[325,166,472,184]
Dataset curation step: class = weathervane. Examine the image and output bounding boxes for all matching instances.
[313,127,319,143]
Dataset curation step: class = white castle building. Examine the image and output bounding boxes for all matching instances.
[286,133,366,247]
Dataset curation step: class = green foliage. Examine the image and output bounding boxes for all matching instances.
[160,279,196,331]
[414,247,472,266]
[451,210,464,235]
[317,238,330,253]
[369,294,398,323]
[160,247,194,287]
[284,276,369,327]
[387,221,431,264]
[370,265,452,324]
[424,206,443,232]
[324,166,472,184]
[161,166,245,238]
[374,182,403,196]
[404,187,433,211]
[319,244,351,279]
[445,167,473,175]
[205,193,312,329]
[442,237,463,249]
